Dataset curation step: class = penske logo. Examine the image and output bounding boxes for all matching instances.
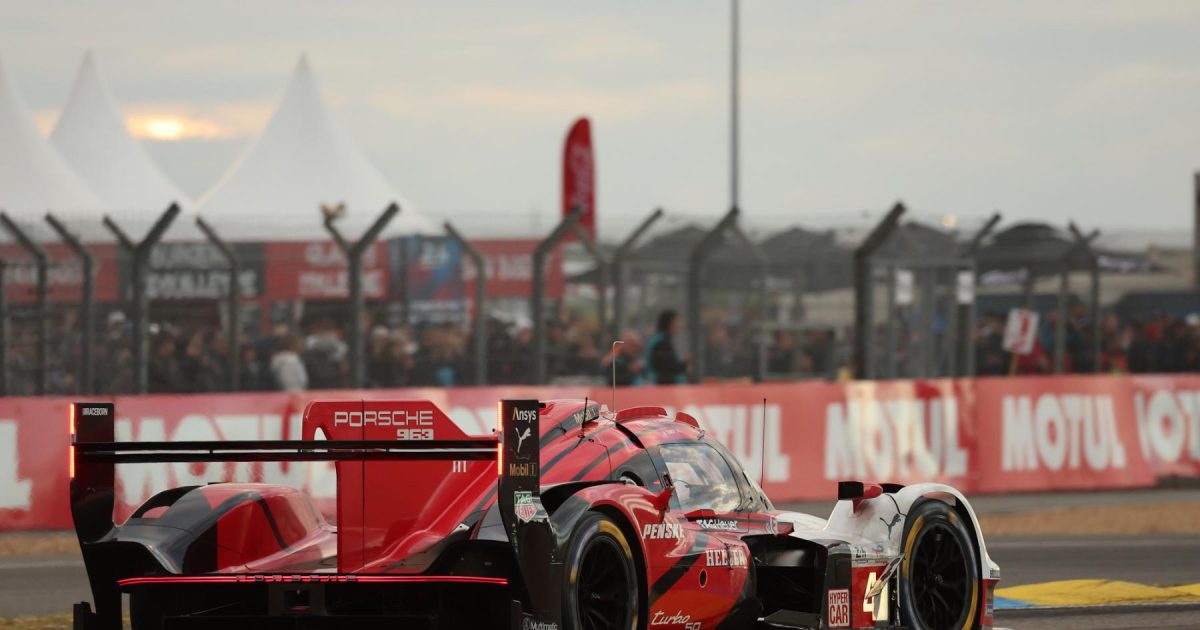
[642,523,684,541]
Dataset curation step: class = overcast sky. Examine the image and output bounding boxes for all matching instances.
[3,1,1200,239]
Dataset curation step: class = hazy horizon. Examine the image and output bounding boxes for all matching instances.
[3,1,1200,239]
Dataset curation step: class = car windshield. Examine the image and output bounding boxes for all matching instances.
[659,443,743,513]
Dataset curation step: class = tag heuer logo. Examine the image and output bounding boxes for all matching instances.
[514,491,537,523]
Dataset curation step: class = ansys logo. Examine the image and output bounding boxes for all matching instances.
[511,407,537,461]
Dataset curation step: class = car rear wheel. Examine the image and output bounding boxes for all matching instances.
[898,500,980,630]
[562,511,638,630]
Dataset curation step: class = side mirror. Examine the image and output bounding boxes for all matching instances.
[650,484,674,513]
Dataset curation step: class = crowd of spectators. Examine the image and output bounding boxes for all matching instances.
[5,304,835,395]
[12,302,1199,396]
[975,307,1200,375]
[0,306,740,395]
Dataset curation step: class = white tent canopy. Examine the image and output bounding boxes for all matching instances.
[0,54,104,223]
[51,52,188,216]
[197,55,433,240]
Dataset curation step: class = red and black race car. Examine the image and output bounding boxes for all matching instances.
[69,398,1000,630]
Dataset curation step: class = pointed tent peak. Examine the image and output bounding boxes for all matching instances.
[79,48,97,71]
[0,53,106,219]
[197,55,434,239]
[57,50,120,119]
[50,51,188,213]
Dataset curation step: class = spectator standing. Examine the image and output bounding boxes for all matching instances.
[271,335,308,392]
[600,330,644,386]
[239,343,264,391]
[148,334,182,392]
[644,309,688,385]
[304,319,348,389]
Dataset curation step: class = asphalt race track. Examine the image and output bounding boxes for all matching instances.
[3,489,1199,628]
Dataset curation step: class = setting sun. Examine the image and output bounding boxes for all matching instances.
[142,117,184,140]
[127,113,230,141]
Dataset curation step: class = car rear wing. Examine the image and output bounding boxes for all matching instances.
[69,399,559,630]
[69,401,498,542]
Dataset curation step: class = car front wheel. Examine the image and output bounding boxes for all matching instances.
[898,500,980,630]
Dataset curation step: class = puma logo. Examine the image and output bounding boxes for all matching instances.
[880,514,902,538]
[515,427,531,453]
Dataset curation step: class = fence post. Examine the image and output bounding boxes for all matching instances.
[687,207,741,383]
[569,221,609,341]
[959,213,1000,377]
[728,222,769,382]
[1054,225,1098,373]
[445,222,487,385]
[1068,222,1102,373]
[1054,253,1071,374]
[1194,172,1200,290]
[531,208,583,384]
[966,260,978,377]
[0,212,50,395]
[919,267,937,377]
[195,217,242,391]
[853,203,905,379]
[612,208,664,337]
[103,204,181,393]
[884,264,897,378]
[0,260,7,395]
[45,213,96,395]
[324,203,400,388]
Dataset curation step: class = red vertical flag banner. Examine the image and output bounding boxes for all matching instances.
[562,117,595,239]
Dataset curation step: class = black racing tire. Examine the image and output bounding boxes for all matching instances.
[561,511,639,630]
[898,500,980,630]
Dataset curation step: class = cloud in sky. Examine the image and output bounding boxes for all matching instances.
[2,0,1199,238]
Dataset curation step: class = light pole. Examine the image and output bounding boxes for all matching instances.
[730,0,740,212]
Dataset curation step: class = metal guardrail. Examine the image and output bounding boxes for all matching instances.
[104,204,180,393]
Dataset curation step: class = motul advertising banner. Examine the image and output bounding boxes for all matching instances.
[2,375,1198,530]
[562,117,595,239]
[973,376,1153,493]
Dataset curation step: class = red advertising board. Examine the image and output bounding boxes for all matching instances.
[460,239,564,299]
[0,242,120,304]
[263,240,391,300]
[3,375,1199,530]
[972,376,1155,493]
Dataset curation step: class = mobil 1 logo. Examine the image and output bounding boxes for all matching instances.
[504,399,540,479]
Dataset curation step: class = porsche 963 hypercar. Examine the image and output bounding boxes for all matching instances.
[69,398,1000,629]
